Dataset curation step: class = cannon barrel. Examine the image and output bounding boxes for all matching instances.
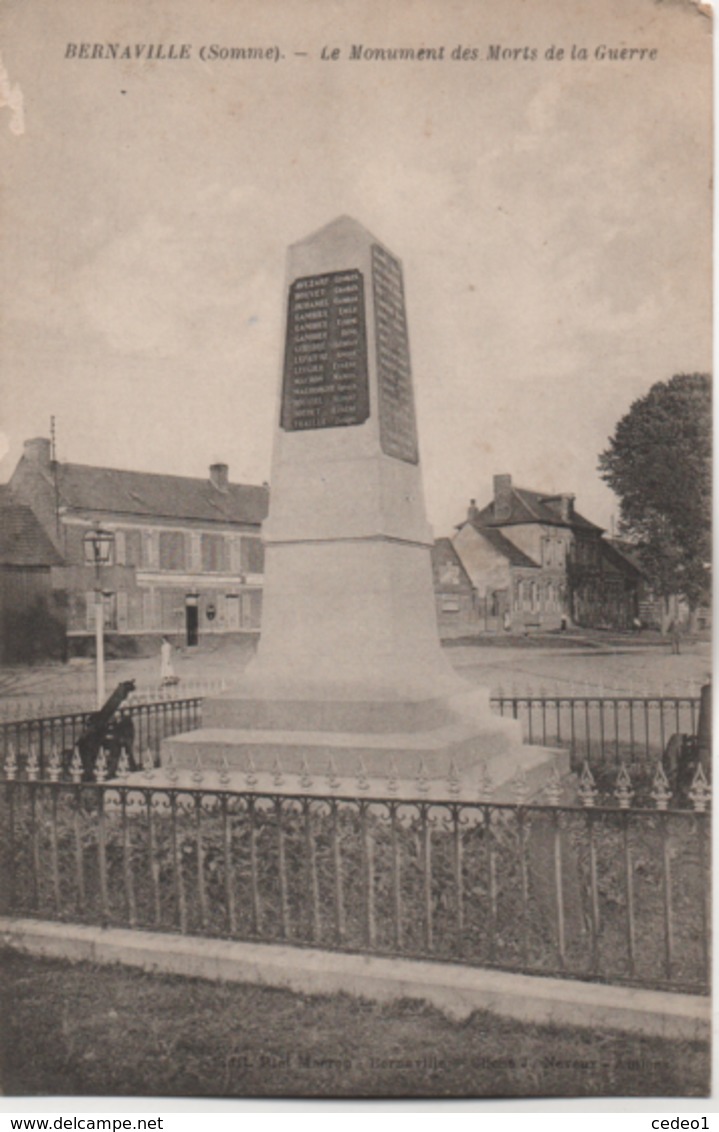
[77,679,137,778]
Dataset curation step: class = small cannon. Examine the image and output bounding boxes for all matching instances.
[72,679,138,780]
[662,681,711,802]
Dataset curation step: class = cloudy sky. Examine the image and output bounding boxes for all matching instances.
[0,0,711,536]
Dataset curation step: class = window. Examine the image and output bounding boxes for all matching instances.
[102,592,116,630]
[125,530,143,567]
[201,533,226,572]
[159,531,186,571]
[85,591,96,632]
[226,594,240,629]
[142,590,155,629]
[81,587,115,630]
[241,537,264,574]
[441,598,460,613]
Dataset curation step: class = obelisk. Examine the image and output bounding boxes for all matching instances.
[164,217,566,796]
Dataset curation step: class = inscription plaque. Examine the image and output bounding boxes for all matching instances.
[281,269,369,431]
[372,243,419,464]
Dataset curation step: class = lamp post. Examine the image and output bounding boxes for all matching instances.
[84,526,114,708]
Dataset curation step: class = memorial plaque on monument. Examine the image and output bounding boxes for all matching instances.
[372,243,419,464]
[281,268,369,432]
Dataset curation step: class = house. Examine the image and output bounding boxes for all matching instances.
[430,538,477,635]
[453,474,642,632]
[7,437,269,655]
[0,486,66,663]
[607,538,710,633]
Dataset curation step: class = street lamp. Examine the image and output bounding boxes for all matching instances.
[84,526,114,708]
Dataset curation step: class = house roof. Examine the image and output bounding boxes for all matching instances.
[604,538,646,577]
[432,538,475,589]
[476,486,602,532]
[469,524,539,568]
[0,489,64,567]
[53,463,269,526]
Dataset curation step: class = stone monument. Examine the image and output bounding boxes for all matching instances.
[163,217,566,797]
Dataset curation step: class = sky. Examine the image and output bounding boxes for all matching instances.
[0,0,712,537]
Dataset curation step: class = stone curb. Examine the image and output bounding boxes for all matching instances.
[0,917,709,1042]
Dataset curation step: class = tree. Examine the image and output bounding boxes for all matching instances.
[598,373,711,613]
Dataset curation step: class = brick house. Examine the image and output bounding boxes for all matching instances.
[7,438,269,655]
[453,474,642,631]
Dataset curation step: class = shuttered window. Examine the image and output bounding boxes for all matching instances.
[201,534,227,572]
[241,537,264,574]
[159,531,186,571]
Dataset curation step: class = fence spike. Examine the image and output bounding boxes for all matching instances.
[325,755,341,791]
[47,744,61,782]
[447,758,462,797]
[272,756,284,788]
[117,748,130,782]
[688,763,711,813]
[614,762,634,810]
[543,762,563,806]
[416,758,430,795]
[577,761,597,808]
[69,746,83,783]
[142,748,156,780]
[243,753,257,789]
[217,753,231,788]
[356,756,370,793]
[165,750,179,785]
[26,743,39,781]
[4,743,17,781]
[191,752,205,786]
[513,765,530,805]
[386,755,399,795]
[479,761,493,801]
[650,760,672,811]
[299,755,312,790]
[95,748,108,783]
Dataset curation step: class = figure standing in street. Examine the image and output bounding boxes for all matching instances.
[160,636,177,684]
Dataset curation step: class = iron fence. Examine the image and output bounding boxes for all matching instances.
[491,695,700,768]
[0,755,710,995]
[0,680,228,727]
[0,698,203,774]
[0,694,702,780]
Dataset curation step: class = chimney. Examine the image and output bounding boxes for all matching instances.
[24,437,52,466]
[210,462,229,492]
[467,498,479,522]
[560,494,575,522]
[493,474,512,522]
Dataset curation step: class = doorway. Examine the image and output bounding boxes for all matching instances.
[185,601,199,646]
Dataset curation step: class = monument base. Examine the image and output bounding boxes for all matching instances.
[160,682,569,801]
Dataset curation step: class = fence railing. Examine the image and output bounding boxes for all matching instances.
[490,695,700,768]
[0,694,702,762]
[0,680,229,726]
[0,761,710,995]
[0,698,203,775]
[0,693,704,797]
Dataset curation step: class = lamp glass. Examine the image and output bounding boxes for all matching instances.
[84,527,114,565]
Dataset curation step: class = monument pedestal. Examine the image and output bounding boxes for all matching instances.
[164,677,568,800]
[161,217,566,801]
